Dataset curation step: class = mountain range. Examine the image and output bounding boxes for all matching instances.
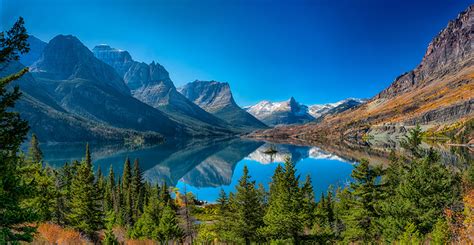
[245,97,365,126]
[250,5,473,144]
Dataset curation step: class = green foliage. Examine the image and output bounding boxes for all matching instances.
[103,211,119,245]
[0,16,38,243]
[158,205,183,243]
[430,218,450,244]
[261,158,306,242]
[67,145,103,240]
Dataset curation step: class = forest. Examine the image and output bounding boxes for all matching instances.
[1,16,473,245]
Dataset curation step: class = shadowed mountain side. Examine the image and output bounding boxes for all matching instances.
[3,61,164,142]
[23,35,182,138]
[180,139,264,187]
[178,80,268,132]
[93,45,236,136]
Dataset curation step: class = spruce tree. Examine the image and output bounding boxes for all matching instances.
[341,159,382,243]
[262,158,304,242]
[158,205,183,244]
[232,165,264,244]
[105,165,116,212]
[301,175,316,228]
[27,133,42,164]
[67,145,103,240]
[131,158,144,221]
[216,188,228,213]
[0,17,38,243]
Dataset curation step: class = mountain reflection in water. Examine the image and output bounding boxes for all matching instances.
[40,137,470,202]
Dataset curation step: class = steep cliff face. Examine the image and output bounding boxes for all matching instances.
[93,45,234,136]
[32,35,130,95]
[377,5,473,99]
[250,5,474,142]
[19,36,47,67]
[25,35,182,138]
[178,80,267,132]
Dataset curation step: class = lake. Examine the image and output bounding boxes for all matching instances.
[39,137,471,202]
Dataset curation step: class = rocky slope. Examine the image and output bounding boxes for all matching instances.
[18,35,184,140]
[253,5,474,141]
[245,97,365,126]
[178,80,267,132]
[93,45,234,136]
[245,97,315,126]
[308,98,366,121]
[4,61,164,142]
[19,36,47,66]
[249,5,474,143]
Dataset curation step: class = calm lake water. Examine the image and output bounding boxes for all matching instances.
[39,137,471,202]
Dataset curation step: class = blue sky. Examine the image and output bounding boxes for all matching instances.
[1,0,471,106]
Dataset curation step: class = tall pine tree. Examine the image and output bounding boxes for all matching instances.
[0,16,38,243]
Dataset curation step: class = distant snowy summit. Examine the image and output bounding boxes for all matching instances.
[246,97,366,126]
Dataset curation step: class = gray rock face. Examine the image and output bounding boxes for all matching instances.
[245,97,315,126]
[3,61,165,142]
[24,35,183,139]
[377,5,474,99]
[32,35,130,95]
[178,80,267,131]
[93,45,234,135]
[19,36,47,66]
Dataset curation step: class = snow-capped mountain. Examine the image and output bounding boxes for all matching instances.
[245,97,314,126]
[309,98,366,120]
[245,97,365,126]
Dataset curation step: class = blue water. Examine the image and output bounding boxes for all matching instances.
[40,138,355,202]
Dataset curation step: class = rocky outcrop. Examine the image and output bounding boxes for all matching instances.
[377,5,474,99]
[178,80,267,132]
[250,5,474,143]
[32,35,130,95]
[19,36,47,66]
[22,35,183,139]
[93,45,235,136]
[246,97,315,126]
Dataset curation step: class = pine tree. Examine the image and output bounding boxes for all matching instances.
[231,165,264,244]
[129,192,162,239]
[121,157,133,226]
[341,159,383,243]
[103,210,119,245]
[27,133,42,164]
[262,158,304,242]
[0,17,38,243]
[301,175,316,228]
[158,204,183,244]
[104,165,116,212]
[216,188,228,213]
[67,145,103,240]
[131,158,144,221]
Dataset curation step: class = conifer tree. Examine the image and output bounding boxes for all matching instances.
[232,165,264,244]
[67,145,103,240]
[27,133,42,164]
[262,158,304,242]
[341,159,382,243]
[121,157,133,226]
[131,158,144,221]
[301,175,316,228]
[216,188,228,213]
[104,166,116,212]
[103,210,119,245]
[0,16,38,243]
[158,205,183,244]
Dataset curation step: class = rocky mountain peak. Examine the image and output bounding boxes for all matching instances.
[377,4,473,99]
[31,35,130,95]
[178,80,236,113]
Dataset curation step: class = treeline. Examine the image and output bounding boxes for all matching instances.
[22,137,184,243]
[0,18,185,244]
[196,125,474,244]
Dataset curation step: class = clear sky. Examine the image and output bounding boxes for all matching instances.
[1,0,471,106]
